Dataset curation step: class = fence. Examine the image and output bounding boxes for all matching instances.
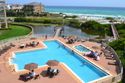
[95,43,123,83]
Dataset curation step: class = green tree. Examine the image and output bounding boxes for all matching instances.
[22,5,34,16]
[105,17,116,22]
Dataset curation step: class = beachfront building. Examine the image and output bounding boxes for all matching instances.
[0,0,8,28]
[9,4,23,12]
[23,2,44,15]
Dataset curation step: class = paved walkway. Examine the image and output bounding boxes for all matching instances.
[111,23,119,40]
[54,28,62,37]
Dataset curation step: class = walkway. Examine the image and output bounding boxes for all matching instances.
[111,23,119,40]
[54,28,62,37]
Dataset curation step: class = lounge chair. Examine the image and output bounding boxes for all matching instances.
[46,67,59,78]
[108,61,117,65]
[19,73,34,82]
[10,43,15,47]
[49,69,59,78]
[34,74,40,80]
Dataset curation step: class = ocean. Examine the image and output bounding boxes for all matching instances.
[45,6,125,17]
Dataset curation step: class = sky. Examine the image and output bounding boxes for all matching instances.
[7,0,125,7]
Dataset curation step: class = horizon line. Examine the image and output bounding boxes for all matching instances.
[45,5,125,8]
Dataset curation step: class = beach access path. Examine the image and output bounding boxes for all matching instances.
[111,23,119,40]
[54,28,62,37]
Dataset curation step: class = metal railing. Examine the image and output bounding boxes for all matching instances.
[97,42,123,83]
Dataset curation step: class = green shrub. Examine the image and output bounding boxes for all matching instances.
[14,17,63,24]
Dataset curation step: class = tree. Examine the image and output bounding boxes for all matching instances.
[22,5,34,16]
[105,17,117,22]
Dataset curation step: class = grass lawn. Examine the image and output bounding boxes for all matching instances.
[0,25,31,40]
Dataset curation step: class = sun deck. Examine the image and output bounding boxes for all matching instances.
[0,37,120,83]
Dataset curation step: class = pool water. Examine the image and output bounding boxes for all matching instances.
[75,45,91,53]
[12,40,108,83]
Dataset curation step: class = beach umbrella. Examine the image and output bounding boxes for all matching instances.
[46,60,59,66]
[24,63,38,71]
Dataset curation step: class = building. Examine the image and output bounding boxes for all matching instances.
[0,0,8,28]
[10,4,23,12]
[24,2,44,14]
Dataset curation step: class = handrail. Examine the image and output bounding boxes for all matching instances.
[102,43,123,74]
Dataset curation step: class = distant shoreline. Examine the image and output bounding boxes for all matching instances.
[45,6,125,18]
[48,12,125,19]
[45,5,125,9]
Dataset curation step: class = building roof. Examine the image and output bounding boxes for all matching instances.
[11,4,22,6]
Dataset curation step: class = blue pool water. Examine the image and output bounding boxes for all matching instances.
[75,45,91,53]
[12,40,108,83]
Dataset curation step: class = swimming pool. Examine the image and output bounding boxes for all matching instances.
[11,40,108,83]
[75,45,91,53]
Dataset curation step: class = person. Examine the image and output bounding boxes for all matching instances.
[52,69,59,75]
[96,55,100,61]
[93,51,99,58]
[90,51,94,55]
[84,51,91,56]
[46,67,51,76]
[29,70,36,78]
[45,35,47,39]
[71,50,74,54]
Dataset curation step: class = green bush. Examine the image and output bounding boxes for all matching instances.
[109,39,125,67]
[67,19,81,28]
[115,24,125,37]
[14,17,63,24]
[1,23,6,28]
[80,21,111,36]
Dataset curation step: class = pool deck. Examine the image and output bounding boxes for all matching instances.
[0,63,79,83]
[58,37,118,75]
[0,37,119,83]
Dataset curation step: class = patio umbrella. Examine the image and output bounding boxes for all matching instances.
[46,60,59,66]
[24,63,38,71]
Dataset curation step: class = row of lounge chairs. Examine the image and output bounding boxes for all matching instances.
[19,67,59,82]
[61,35,86,42]
[19,41,39,48]
[19,73,40,82]
[0,43,15,55]
[108,60,117,65]
[101,46,115,60]
[101,44,117,65]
